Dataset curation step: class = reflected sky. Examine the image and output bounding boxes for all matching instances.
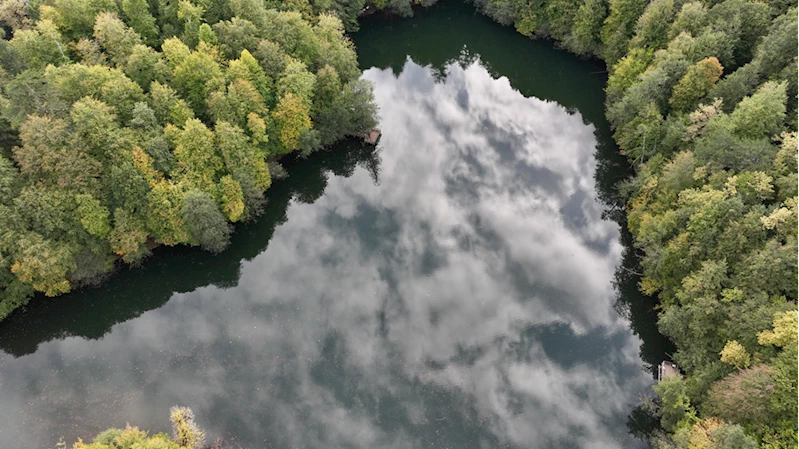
[0,59,653,449]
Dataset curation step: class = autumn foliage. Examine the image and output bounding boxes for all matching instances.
[0,0,378,320]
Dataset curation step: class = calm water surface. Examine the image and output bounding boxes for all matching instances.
[0,3,670,448]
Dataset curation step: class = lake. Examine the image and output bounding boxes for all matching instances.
[0,2,670,448]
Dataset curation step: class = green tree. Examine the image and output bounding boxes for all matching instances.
[75,193,112,238]
[317,78,378,145]
[0,155,20,203]
[181,190,231,253]
[709,63,760,113]
[69,97,120,159]
[197,23,218,46]
[668,2,707,40]
[13,114,103,192]
[215,121,271,191]
[46,0,118,42]
[227,49,274,104]
[629,0,675,51]
[312,14,360,82]
[758,310,797,348]
[217,175,245,222]
[719,340,750,369]
[108,208,149,263]
[612,100,666,159]
[105,158,149,213]
[13,185,83,241]
[607,52,689,134]
[706,0,770,67]
[124,44,164,89]
[10,232,76,296]
[693,128,777,173]
[170,406,205,449]
[601,0,648,63]
[171,47,225,117]
[145,179,191,246]
[735,238,798,299]
[654,376,698,432]
[0,267,34,321]
[121,0,160,46]
[8,19,70,69]
[213,17,260,60]
[93,11,142,65]
[254,39,288,79]
[276,57,316,106]
[606,47,653,103]
[751,9,798,80]
[161,36,191,67]
[149,81,195,126]
[176,0,206,48]
[207,79,269,128]
[97,71,147,123]
[272,92,312,154]
[251,9,320,66]
[44,63,111,105]
[155,0,182,38]
[729,81,786,139]
[669,57,723,113]
[568,0,608,55]
[671,418,758,449]
[168,118,222,190]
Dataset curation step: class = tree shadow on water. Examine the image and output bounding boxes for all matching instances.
[0,139,382,357]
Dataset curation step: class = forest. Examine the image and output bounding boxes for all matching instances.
[0,0,378,320]
[0,0,796,448]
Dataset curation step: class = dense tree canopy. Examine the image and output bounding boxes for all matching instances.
[0,0,377,320]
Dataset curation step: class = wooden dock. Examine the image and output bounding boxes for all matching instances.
[364,129,381,144]
[658,361,680,381]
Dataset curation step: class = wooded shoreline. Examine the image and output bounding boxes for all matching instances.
[0,0,795,448]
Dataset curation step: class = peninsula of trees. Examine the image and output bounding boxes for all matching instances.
[0,0,378,320]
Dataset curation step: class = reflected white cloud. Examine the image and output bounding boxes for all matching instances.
[0,58,652,449]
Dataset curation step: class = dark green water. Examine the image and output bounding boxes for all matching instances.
[0,2,672,448]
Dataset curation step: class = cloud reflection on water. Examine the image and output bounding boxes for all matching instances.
[0,58,652,449]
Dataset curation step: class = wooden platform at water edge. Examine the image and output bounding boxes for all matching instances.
[658,361,681,381]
